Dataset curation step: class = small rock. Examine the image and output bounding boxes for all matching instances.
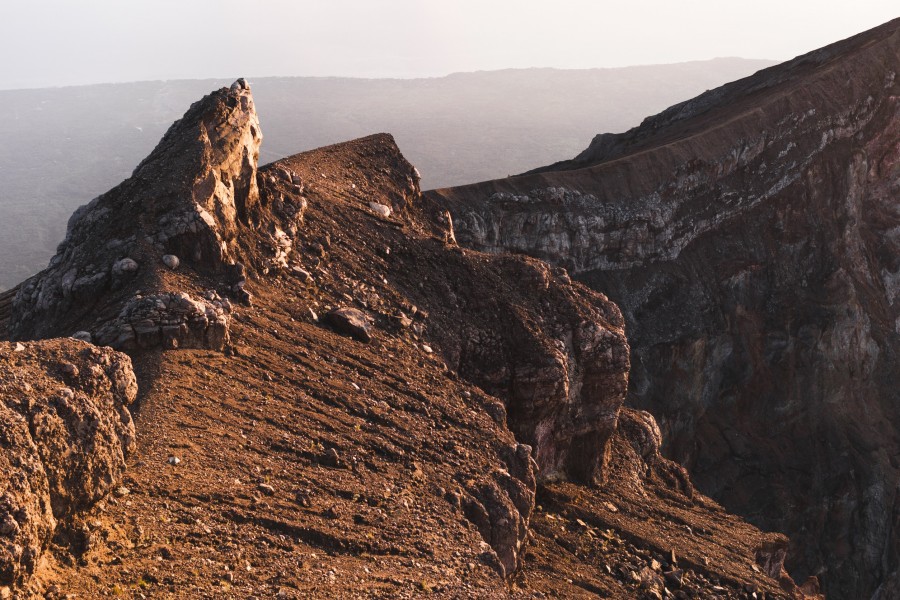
[368,202,392,218]
[162,255,180,270]
[603,501,619,513]
[308,307,319,322]
[258,483,276,496]
[167,455,181,466]
[639,566,665,590]
[71,331,92,342]
[323,448,342,468]
[291,266,313,283]
[664,568,684,587]
[392,313,412,328]
[0,515,19,537]
[60,362,79,378]
[324,307,371,343]
[422,344,433,354]
[294,489,312,507]
[112,257,139,276]
[13,342,24,352]
[113,486,130,497]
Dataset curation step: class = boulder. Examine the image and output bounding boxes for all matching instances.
[324,307,371,343]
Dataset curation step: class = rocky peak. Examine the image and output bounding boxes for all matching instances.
[8,79,264,347]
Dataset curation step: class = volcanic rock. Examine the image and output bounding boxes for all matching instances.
[423,254,629,484]
[324,307,371,342]
[0,79,819,599]
[91,291,232,351]
[0,339,136,588]
[161,255,180,270]
[429,17,900,598]
[8,79,262,343]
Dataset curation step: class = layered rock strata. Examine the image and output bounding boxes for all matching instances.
[429,17,900,598]
[419,254,630,484]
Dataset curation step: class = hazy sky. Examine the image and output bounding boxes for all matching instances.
[2,1,897,90]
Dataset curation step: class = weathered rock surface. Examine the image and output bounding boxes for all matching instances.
[0,340,136,591]
[461,442,537,577]
[92,291,232,351]
[430,17,900,598]
[420,254,630,484]
[8,79,263,345]
[324,307,371,343]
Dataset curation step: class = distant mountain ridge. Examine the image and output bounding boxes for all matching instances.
[0,58,775,290]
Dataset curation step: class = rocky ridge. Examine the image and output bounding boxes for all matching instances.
[0,80,817,599]
[428,17,900,599]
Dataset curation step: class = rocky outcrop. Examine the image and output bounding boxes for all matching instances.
[429,17,900,599]
[616,408,694,498]
[8,79,262,344]
[421,254,630,484]
[0,339,137,592]
[461,442,537,578]
[91,291,232,351]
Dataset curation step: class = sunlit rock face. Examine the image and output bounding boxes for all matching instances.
[9,80,261,344]
[429,18,900,599]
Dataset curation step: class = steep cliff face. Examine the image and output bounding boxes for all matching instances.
[0,82,815,598]
[429,17,900,599]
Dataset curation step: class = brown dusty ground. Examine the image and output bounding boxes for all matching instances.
[14,135,798,599]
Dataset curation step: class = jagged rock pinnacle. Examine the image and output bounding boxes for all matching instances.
[9,80,262,344]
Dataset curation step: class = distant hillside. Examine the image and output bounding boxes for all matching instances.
[0,59,774,289]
